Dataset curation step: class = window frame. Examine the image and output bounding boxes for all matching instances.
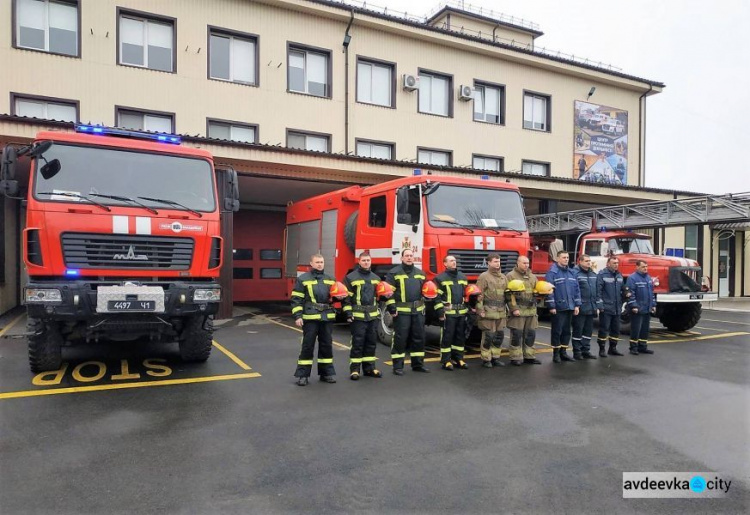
[367,194,388,229]
[684,225,699,261]
[207,26,260,86]
[472,80,506,125]
[286,42,333,99]
[116,7,177,73]
[521,159,551,177]
[286,129,332,153]
[522,90,552,132]
[471,154,505,174]
[417,68,453,118]
[115,105,176,133]
[354,138,395,160]
[206,118,259,144]
[11,92,79,122]
[355,56,396,109]
[416,146,453,167]
[12,0,81,57]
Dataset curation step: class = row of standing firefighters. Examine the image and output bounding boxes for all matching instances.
[289,248,657,386]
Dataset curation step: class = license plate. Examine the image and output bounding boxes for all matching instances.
[107,300,156,311]
[689,294,704,300]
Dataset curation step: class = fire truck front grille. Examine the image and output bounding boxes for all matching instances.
[449,250,519,275]
[668,266,702,293]
[62,233,194,270]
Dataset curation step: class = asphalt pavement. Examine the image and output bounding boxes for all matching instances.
[0,306,748,514]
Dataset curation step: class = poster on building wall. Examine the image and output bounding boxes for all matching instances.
[573,101,628,185]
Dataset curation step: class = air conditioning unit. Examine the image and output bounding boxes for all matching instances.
[403,74,420,91]
[459,85,474,101]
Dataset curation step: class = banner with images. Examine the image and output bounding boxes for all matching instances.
[574,101,628,185]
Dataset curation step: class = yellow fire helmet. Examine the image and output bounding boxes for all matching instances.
[534,280,554,295]
[507,279,526,292]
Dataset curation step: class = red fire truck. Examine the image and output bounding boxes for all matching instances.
[285,174,530,342]
[0,126,239,372]
[531,230,717,331]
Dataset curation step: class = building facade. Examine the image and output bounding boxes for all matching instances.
[1,0,746,313]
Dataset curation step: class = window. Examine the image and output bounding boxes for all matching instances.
[522,161,549,176]
[15,0,78,56]
[13,95,77,122]
[288,45,330,97]
[584,240,604,257]
[260,249,282,260]
[117,108,174,133]
[357,58,393,107]
[685,226,699,261]
[417,148,451,166]
[232,249,253,260]
[287,131,330,152]
[119,11,174,72]
[368,195,387,228]
[473,82,504,124]
[396,186,421,225]
[472,155,503,173]
[260,268,282,279]
[356,140,393,160]
[523,92,550,131]
[207,120,257,143]
[233,268,253,279]
[209,29,258,85]
[418,71,451,117]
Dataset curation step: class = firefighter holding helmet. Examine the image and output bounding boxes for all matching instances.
[385,249,431,375]
[433,255,471,370]
[506,255,544,365]
[341,252,385,380]
[290,253,341,386]
[475,252,509,368]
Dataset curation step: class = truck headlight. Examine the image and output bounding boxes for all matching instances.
[26,288,63,303]
[194,289,221,302]
[653,278,660,287]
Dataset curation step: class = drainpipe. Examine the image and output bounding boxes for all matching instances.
[638,83,653,187]
[343,10,354,155]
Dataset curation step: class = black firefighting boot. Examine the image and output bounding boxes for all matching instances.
[638,343,654,354]
[559,347,575,362]
[552,348,561,364]
[629,342,639,355]
[573,350,583,360]
[582,352,597,360]
[608,343,624,356]
[598,342,608,358]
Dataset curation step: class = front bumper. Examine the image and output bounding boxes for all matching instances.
[656,292,718,303]
[25,280,221,320]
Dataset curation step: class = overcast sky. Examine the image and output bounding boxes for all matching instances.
[361,0,750,195]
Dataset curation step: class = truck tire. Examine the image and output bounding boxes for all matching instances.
[179,315,213,362]
[28,317,63,373]
[659,303,701,332]
[344,212,358,253]
[376,302,394,346]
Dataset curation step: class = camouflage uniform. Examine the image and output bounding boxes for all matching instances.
[475,269,508,365]
[506,267,540,364]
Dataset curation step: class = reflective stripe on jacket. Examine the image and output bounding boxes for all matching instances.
[506,267,538,317]
[545,263,582,311]
[626,271,656,311]
[342,266,381,321]
[596,267,625,315]
[476,269,508,319]
[574,265,598,315]
[291,269,337,321]
[385,264,426,314]
[434,269,469,317]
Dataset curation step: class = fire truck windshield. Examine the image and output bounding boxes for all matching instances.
[607,237,654,255]
[426,186,527,231]
[33,143,216,212]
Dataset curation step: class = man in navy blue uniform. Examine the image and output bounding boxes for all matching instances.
[572,254,598,360]
[596,256,626,357]
[626,260,657,355]
[545,250,581,363]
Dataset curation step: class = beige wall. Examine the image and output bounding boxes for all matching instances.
[0,0,657,188]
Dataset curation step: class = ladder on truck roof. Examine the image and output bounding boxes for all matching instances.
[527,192,750,235]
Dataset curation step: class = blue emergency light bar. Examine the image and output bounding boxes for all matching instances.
[76,125,181,144]
[413,169,423,176]
[65,269,80,276]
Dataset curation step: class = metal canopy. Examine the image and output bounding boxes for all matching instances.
[527,193,750,235]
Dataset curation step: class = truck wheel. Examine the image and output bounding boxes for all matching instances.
[179,315,213,362]
[344,212,358,253]
[659,303,701,332]
[376,303,394,346]
[28,317,63,373]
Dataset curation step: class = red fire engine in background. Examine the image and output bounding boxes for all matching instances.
[285,174,530,342]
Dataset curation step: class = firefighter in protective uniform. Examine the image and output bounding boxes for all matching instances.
[476,253,509,368]
[506,256,542,365]
[434,255,470,370]
[342,252,383,380]
[291,254,338,386]
[385,249,430,375]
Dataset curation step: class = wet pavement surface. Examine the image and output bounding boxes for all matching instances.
[0,306,748,514]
